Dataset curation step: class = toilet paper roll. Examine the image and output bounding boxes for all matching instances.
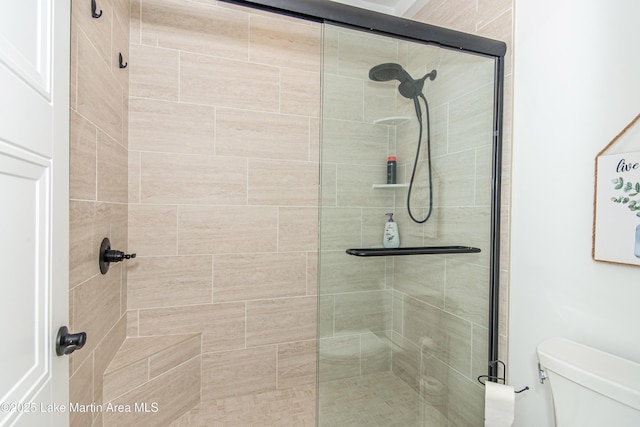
[484,381,515,427]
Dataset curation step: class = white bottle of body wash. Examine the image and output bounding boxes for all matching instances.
[383,213,400,248]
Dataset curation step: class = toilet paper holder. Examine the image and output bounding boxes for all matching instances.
[477,360,530,394]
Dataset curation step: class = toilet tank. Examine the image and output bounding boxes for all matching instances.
[537,337,640,427]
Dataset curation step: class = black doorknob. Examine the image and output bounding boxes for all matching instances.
[56,326,87,356]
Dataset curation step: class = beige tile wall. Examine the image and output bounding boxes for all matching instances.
[69,0,130,426]
[127,0,320,423]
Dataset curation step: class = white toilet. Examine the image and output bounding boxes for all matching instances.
[537,337,640,426]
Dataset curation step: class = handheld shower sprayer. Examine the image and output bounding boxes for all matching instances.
[368,63,436,99]
[369,62,438,224]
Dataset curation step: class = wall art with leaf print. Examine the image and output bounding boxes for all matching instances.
[593,114,640,266]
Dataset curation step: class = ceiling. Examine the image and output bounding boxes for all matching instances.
[329,0,430,17]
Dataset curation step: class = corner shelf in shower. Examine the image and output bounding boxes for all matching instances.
[373,116,411,126]
[372,183,409,189]
[345,246,481,257]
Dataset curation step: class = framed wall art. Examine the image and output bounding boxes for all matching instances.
[593,114,640,266]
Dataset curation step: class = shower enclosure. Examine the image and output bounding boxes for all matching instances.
[224,1,505,425]
[318,22,501,426]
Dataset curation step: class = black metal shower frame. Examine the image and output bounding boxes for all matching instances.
[220,0,506,383]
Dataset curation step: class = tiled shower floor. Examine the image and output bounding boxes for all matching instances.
[169,385,316,426]
[319,371,446,427]
[170,371,445,426]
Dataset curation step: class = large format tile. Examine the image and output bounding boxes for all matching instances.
[128,151,140,203]
[109,203,129,265]
[281,68,321,117]
[128,204,178,256]
[69,354,93,427]
[319,295,335,338]
[428,49,495,112]
[432,149,477,208]
[319,250,386,294]
[169,385,316,426]
[97,131,128,203]
[180,53,279,112]
[335,29,399,80]
[138,302,245,353]
[363,80,398,124]
[446,368,485,427]
[141,0,249,60]
[202,347,277,401]
[128,255,213,309]
[248,160,318,206]
[103,356,201,426]
[69,110,97,201]
[322,119,388,166]
[246,297,317,347]
[130,0,141,44]
[249,13,321,72]
[278,207,319,252]
[318,335,360,381]
[437,206,491,265]
[277,340,317,388]
[77,31,122,143]
[390,332,420,391]
[213,253,306,302]
[103,358,149,403]
[106,334,200,373]
[318,372,435,427]
[149,334,201,379]
[140,152,247,205]
[215,109,310,161]
[393,256,446,309]
[91,315,127,405]
[445,260,490,327]
[322,74,365,122]
[129,44,179,100]
[72,0,112,65]
[335,163,392,207]
[334,290,392,334]
[403,295,473,376]
[129,99,215,155]
[449,84,494,153]
[71,272,122,369]
[178,206,277,255]
[471,324,489,383]
[112,8,130,93]
[318,207,363,251]
[69,201,110,287]
[361,331,392,375]
[307,251,318,296]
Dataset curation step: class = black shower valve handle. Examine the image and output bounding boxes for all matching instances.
[99,237,136,274]
[103,248,136,263]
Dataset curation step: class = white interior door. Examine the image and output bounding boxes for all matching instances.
[0,1,70,426]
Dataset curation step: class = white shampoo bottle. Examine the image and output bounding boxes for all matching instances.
[383,213,400,248]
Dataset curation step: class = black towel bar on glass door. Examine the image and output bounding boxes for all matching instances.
[345,246,481,257]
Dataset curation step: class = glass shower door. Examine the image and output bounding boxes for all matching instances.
[318,23,498,427]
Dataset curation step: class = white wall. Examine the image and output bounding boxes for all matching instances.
[510,0,640,425]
